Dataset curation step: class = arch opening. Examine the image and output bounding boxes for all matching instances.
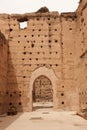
[33,75,53,110]
[28,66,58,111]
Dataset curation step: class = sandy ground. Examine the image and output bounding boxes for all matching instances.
[0,108,87,130]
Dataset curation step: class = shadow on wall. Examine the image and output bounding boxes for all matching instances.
[7,49,23,113]
[0,32,23,130]
[0,32,8,114]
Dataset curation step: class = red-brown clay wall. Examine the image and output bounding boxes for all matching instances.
[76,0,87,110]
[0,32,8,114]
[0,0,87,113]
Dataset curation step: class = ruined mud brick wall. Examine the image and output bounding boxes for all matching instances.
[7,12,62,111]
[58,13,79,110]
[0,14,10,39]
[77,55,87,110]
[0,0,87,113]
[0,32,8,114]
[76,0,87,58]
[7,11,79,111]
[76,0,87,110]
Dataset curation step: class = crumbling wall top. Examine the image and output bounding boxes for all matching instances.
[0,14,9,19]
[10,11,59,20]
[35,7,49,13]
[76,0,87,13]
[61,12,77,20]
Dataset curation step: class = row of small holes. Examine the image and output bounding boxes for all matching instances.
[9,27,58,32]
[17,40,58,44]
[22,63,59,66]
[22,52,58,54]
[9,102,22,105]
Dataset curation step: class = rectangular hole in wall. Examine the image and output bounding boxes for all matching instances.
[17,18,28,29]
[19,21,27,29]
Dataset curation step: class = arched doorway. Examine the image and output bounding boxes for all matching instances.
[33,75,53,109]
[28,67,58,111]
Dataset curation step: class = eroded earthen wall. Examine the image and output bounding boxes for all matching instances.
[0,0,87,113]
[6,11,80,111]
[76,0,87,110]
[0,32,8,114]
[7,12,63,111]
[59,13,79,110]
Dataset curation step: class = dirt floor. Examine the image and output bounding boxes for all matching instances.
[0,107,87,130]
